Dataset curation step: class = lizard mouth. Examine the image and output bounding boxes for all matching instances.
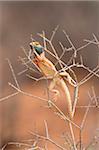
[29,43,37,59]
[30,43,33,50]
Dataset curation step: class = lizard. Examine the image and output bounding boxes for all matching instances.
[29,41,76,119]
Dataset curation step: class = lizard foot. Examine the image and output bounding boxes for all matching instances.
[52,89,60,102]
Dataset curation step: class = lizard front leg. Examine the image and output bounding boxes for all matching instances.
[49,79,60,102]
[59,71,76,87]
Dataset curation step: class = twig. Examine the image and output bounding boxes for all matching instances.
[76,105,99,108]
[69,122,77,150]
[55,42,66,66]
[84,39,97,45]
[76,40,94,52]
[17,68,28,75]
[42,30,47,50]
[63,30,77,58]
[78,98,91,150]
[92,34,99,49]
[72,85,79,117]
[80,101,90,130]
[6,58,20,89]
[78,66,99,86]
[30,131,66,150]
[91,86,98,107]
[26,74,45,82]
[50,25,59,42]
[7,142,32,148]
[18,56,38,73]
[1,144,7,150]
[0,92,19,102]
[44,120,50,139]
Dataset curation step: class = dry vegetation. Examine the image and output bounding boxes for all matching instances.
[0,27,99,150]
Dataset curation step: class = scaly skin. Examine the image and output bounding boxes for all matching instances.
[30,41,73,119]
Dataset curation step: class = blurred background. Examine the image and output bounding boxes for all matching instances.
[0,1,99,149]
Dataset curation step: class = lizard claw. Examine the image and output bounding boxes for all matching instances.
[52,89,60,102]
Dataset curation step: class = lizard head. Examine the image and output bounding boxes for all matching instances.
[30,41,44,55]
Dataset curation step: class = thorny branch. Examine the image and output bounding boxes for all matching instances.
[29,120,67,150]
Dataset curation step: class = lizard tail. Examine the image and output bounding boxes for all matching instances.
[60,79,73,119]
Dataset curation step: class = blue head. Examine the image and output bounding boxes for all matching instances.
[30,41,44,55]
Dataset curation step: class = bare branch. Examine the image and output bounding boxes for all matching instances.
[84,39,96,45]
[44,120,50,139]
[80,100,90,130]
[63,30,77,58]
[91,86,98,107]
[26,74,45,82]
[6,58,20,89]
[80,55,83,65]
[92,34,99,49]
[17,68,28,75]
[1,144,7,150]
[72,85,79,117]
[69,122,77,150]
[0,92,19,102]
[42,30,47,50]
[50,25,59,42]
[77,40,94,52]
[30,131,66,150]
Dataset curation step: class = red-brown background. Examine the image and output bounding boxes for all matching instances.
[0,1,99,149]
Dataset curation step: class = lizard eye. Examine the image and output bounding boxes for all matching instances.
[35,43,39,45]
